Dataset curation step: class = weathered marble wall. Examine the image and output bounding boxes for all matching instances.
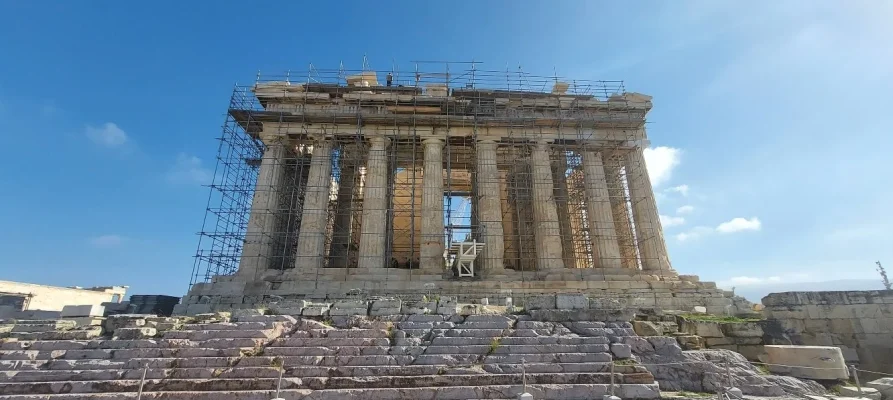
[762,290,893,374]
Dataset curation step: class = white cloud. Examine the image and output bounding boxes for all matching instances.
[716,217,762,233]
[86,122,128,148]
[675,226,713,242]
[666,184,689,196]
[167,153,212,185]
[718,275,783,287]
[660,215,685,227]
[90,234,123,248]
[643,146,681,187]
[676,205,695,214]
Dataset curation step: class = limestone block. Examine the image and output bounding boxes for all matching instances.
[556,294,589,310]
[721,322,764,338]
[632,321,662,336]
[194,311,231,323]
[114,327,157,340]
[68,317,104,327]
[60,305,105,318]
[611,343,632,358]
[705,337,735,346]
[529,308,634,322]
[301,303,331,317]
[185,304,212,315]
[330,300,370,316]
[525,295,556,310]
[692,306,707,314]
[866,378,893,400]
[231,309,264,319]
[369,298,402,316]
[103,314,148,333]
[436,298,458,315]
[680,320,724,338]
[676,335,704,350]
[838,386,881,400]
[591,298,624,309]
[763,345,848,380]
[736,344,766,361]
[402,301,436,315]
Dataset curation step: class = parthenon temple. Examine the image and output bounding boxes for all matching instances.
[184,66,733,313]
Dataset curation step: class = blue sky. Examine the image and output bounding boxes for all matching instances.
[1,1,890,299]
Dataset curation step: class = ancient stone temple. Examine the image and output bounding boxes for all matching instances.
[182,66,734,314]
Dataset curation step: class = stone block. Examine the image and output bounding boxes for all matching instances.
[676,335,704,350]
[736,344,766,361]
[61,305,105,318]
[556,294,589,309]
[763,345,848,380]
[591,297,624,309]
[302,303,331,317]
[680,319,724,338]
[68,317,104,327]
[632,321,662,336]
[525,295,556,310]
[231,309,264,319]
[369,298,402,316]
[838,386,881,400]
[436,298,458,315]
[329,300,369,316]
[402,301,436,315]
[721,322,763,338]
[866,378,893,400]
[185,304,212,315]
[611,343,632,358]
[705,337,735,346]
[114,327,157,340]
[529,308,634,322]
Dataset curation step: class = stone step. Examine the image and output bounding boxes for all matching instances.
[46,360,126,370]
[431,336,609,346]
[308,329,389,338]
[271,338,390,347]
[263,346,392,356]
[6,330,102,341]
[0,383,661,399]
[0,372,648,394]
[163,330,276,340]
[181,322,275,331]
[2,339,200,351]
[236,355,415,367]
[10,325,71,334]
[0,363,649,381]
[424,344,610,355]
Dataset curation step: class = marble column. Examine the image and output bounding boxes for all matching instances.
[626,148,672,271]
[475,140,504,276]
[581,150,622,268]
[237,140,286,279]
[328,146,357,268]
[498,170,519,270]
[551,150,577,269]
[357,136,391,269]
[603,154,638,269]
[530,141,566,270]
[420,138,445,272]
[293,139,334,272]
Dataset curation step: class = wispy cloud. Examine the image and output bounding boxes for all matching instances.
[659,215,685,228]
[666,184,689,196]
[716,217,761,233]
[86,123,128,148]
[90,234,124,248]
[676,205,695,214]
[675,226,713,242]
[167,153,212,185]
[643,146,681,187]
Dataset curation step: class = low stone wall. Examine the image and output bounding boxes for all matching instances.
[762,290,893,374]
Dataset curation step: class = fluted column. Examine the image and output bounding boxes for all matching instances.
[237,140,286,279]
[499,170,519,270]
[581,150,622,268]
[357,136,391,269]
[551,150,577,269]
[328,146,357,268]
[420,138,445,272]
[294,139,334,272]
[626,147,672,271]
[475,140,504,276]
[603,155,638,269]
[530,141,566,270]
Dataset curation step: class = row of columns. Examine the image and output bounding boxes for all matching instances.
[237,136,671,279]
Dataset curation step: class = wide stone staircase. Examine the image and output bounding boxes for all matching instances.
[0,313,659,399]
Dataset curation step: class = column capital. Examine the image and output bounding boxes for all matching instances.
[422,137,444,146]
[367,135,391,146]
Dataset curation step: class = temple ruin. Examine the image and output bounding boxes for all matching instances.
[182,65,734,314]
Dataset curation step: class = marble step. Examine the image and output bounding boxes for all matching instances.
[0,383,661,399]
[430,336,609,346]
[0,372,653,394]
[163,329,278,340]
[0,363,650,382]
[0,347,246,361]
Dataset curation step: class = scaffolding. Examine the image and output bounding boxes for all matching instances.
[189,62,659,289]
